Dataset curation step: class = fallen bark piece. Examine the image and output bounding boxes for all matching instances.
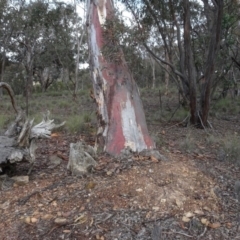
[139,149,168,161]
[54,218,67,225]
[67,141,97,175]
[31,217,38,223]
[11,176,29,186]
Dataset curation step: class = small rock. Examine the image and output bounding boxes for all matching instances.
[67,142,97,175]
[54,218,67,225]
[24,216,31,224]
[201,218,210,226]
[175,198,183,208]
[62,211,71,218]
[85,181,96,190]
[42,214,53,220]
[194,210,204,215]
[136,188,143,192]
[182,216,191,222]
[226,222,232,228]
[0,200,10,210]
[96,234,101,240]
[11,176,29,186]
[185,212,194,218]
[31,217,38,223]
[203,206,211,212]
[152,206,160,211]
[209,222,221,229]
[48,155,62,168]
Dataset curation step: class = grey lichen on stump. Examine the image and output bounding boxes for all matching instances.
[67,141,97,176]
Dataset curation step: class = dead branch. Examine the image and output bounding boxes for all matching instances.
[0,82,18,114]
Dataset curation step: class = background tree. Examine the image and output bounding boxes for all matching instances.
[123,0,224,127]
[0,0,15,97]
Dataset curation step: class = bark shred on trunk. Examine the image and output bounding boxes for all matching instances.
[87,0,155,156]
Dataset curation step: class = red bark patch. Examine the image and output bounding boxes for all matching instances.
[105,88,127,155]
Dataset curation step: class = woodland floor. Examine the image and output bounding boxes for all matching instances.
[1,90,240,239]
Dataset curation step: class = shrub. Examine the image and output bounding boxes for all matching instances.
[219,134,240,164]
[179,130,195,153]
[65,112,94,134]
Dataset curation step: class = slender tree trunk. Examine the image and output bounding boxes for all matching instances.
[183,0,197,125]
[164,50,169,95]
[24,66,33,116]
[200,0,223,126]
[149,55,156,89]
[73,0,85,96]
[0,51,7,98]
[87,0,155,155]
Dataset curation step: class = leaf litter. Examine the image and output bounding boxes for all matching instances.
[0,119,240,239]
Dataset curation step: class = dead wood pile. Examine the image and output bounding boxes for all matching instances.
[0,82,65,173]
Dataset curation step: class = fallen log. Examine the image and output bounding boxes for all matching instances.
[0,83,65,174]
[1,112,65,174]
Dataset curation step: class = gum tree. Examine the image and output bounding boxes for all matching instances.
[87,0,155,155]
[123,0,224,127]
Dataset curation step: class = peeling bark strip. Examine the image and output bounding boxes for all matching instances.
[87,0,155,155]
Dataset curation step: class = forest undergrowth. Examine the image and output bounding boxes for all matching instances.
[0,88,240,239]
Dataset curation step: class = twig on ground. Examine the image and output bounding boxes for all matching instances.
[46,223,69,236]
[198,112,208,133]
[207,120,214,129]
[18,178,75,205]
[166,114,190,129]
[162,230,193,238]
[171,230,193,238]
[197,227,207,239]
[168,104,180,122]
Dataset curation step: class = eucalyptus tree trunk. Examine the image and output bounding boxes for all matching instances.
[183,0,197,125]
[200,0,224,126]
[87,0,155,156]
